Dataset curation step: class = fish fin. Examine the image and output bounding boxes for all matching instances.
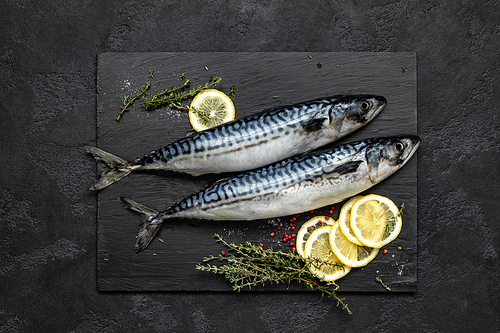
[210,176,233,186]
[120,197,158,216]
[86,146,133,190]
[332,161,363,175]
[119,197,162,253]
[184,130,197,137]
[135,222,163,253]
[302,113,329,133]
[86,146,128,168]
[90,168,132,190]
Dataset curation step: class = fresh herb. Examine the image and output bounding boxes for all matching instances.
[98,60,104,64]
[336,65,341,68]
[317,62,323,68]
[230,85,235,101]
[196,234,352,314]
[375,276,391,291]
[308,54,313,59]
[384,203,405,232]
[141,76,222,110]
[115,69,224,120]
[205,66,209,71]
[402,67,408,72]
[116,82,151,120]
[159,238,164,243]
[272,96,279,99]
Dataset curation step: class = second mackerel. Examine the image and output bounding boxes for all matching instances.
[122,136,420,252]
[87,95,386,190]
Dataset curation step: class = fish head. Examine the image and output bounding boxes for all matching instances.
[329,95,387,133]
[365,136,420,184]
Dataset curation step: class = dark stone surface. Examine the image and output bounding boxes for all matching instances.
[0,0,498,332]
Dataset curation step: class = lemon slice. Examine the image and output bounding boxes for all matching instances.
[296,216,334,259]
[350,194,403,248]
[304,225,351,281]
[329,221,379,267]
[338,196,363,246]
[189,89,235,131]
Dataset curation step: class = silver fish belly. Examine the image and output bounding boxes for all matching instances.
[124,136,420,252]
[87,95,386,190]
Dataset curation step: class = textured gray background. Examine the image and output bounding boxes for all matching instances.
[0,1,499,332]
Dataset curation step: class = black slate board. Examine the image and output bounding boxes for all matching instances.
[96,52,417,292]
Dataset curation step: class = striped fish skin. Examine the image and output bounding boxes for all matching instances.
[87,95,385,190]
[135,95,386,175]
[128,136,419,252]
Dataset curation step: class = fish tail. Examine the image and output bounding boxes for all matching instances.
[120,197,162,253]
[86,146,133,190]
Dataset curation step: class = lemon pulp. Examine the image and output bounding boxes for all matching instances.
[350,194,402,248]
[189,89,235,131]
[330,221,379,267]
[296,216,334,259]
[338,196,363,246]
[304,226,351,281]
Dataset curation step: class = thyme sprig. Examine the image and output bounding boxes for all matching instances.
[140,76,222,110]
[375,276,391,291]
[115,74,222,121]
[117,82,151,120]
[384,202,405,233]
[196,234,352,314]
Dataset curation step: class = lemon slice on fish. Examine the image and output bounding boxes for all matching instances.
[304,225,351,281]
[189,89,235,131]
[329,221,379,267]
[338,196,364,246]
[350,194,403,248]
[296,216,334,259]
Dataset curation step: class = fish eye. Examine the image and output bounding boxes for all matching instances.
[359,101,371,113]
[394,141,405,154]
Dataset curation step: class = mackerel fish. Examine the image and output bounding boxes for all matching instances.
[87,95,386,190]
[122,135,420,252]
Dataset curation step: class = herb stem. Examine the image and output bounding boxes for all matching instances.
[375,276,391,291]
[140,76,221,109]
[116,82,151,121]
[197,234,352,314]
